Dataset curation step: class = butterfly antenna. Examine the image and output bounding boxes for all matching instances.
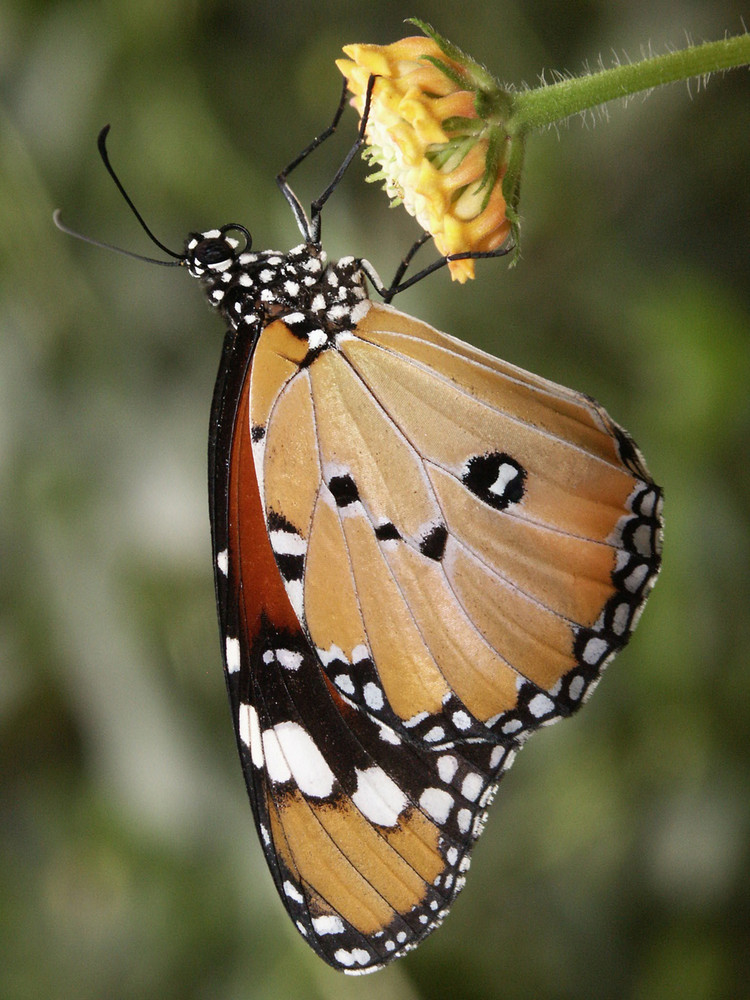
[95,124,183,260]
[52,210,183,266]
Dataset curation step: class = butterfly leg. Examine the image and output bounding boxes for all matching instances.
[357,232,431,302]
[276,75,378,244]
[383,233,432,299]
[362,229,514,302]
[307,74,377,243]
[276,77,350,240]
[381,241,515,301]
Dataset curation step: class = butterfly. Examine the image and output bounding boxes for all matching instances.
[59,86,662,975]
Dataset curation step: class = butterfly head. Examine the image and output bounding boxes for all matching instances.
[185,224,252,278]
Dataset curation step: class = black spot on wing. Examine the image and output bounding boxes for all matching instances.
[374,521,401,541]
[419,523,448,561]
[275,553,305,582]
[267,509,299,533]
[328,474,359,508]
[462,452,525,510]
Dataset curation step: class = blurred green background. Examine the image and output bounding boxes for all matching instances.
[2,2,748,998]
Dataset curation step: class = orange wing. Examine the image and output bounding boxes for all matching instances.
[211,316,521,973]
[253,301,662,747]
[198,234,662,974]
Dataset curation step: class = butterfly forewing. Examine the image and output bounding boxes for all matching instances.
[193,234,662,974]
[252,296,661,737]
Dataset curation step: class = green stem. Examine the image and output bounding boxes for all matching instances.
[510,34,750,132]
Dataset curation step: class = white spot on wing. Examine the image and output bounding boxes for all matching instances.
[461,773,483,802]
[632,523,654,557]
[283,880,304,903]
[568,675,585,701]
[334,947,371,968]
[419,787,454,824]
[276,648,303,671]
[352,766,407,827]
[437,755,458,783]
[216,549,228,575]
[274,721,335,798]
[613,602,631,635]
[270,531,306,555]
[238,703,251,746]
[334,673,355,694]
[489,462,520,496]
[285,579,304,619]
[363,682,384,710]
[625,564,649,592]
[239,704,264,768]
[528,693,555,718]
[583,636,608,665]
[262,728,291,784]
[312,914,345,936]
[452,710,471,730]
[225,636,241,674]
[377,723,401,745]
[317,644,345,666]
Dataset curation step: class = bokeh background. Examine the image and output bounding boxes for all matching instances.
[2,2,748,998]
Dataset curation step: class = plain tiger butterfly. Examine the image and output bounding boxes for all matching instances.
[57,81,662,974]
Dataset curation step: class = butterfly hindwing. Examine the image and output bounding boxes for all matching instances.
[210,307,524,972]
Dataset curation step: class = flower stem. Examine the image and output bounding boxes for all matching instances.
[510,34,750,133]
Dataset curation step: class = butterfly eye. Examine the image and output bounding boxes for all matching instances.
[195,238,234,268]
[191,225,252,271]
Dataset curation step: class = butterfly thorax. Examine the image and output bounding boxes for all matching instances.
[185,229,371,357]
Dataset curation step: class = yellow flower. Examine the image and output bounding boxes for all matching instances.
[337,34,513,281]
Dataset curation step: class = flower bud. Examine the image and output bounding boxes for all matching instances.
[337,31,514,281]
